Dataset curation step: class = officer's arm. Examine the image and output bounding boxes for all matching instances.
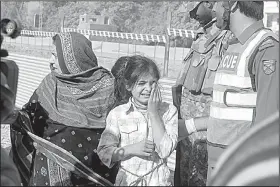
[178,117,208,141]
[254,40,279,125]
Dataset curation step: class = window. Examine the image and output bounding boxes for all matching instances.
[34,14,40,28]
[90,18,97,22]
[104,17,109,25]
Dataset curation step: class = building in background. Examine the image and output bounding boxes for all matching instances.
[78,13,117,32]
[264,1,279,34]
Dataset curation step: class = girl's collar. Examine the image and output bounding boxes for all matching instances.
[131,97,147,110]
[124,97,148,115]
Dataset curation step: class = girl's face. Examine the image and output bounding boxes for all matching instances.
[127,73,158,106]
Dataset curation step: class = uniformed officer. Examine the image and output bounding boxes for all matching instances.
[208,112,279,186]
[173,1,232,186]
[178,1,279,184]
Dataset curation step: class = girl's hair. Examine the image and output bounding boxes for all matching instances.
[111,56,132,106]
[111,55,160,106]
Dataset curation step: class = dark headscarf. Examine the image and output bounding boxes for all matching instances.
[36,32,115,129]
[53,32,98,74]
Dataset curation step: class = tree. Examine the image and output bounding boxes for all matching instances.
[41,1,102,31]
[1,1,29,29]
[97,1,143,32]
[98,1,199,34]
[1,1,201,35]
[170,1,199,30]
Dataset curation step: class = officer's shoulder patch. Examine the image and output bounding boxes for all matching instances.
[262,59,276,75]
[258,39,275,51]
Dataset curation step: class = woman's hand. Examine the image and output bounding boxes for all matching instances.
[148,83,162,116]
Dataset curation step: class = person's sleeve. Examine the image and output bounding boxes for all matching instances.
[254,40,279,125]
[154,104,178,159]
[23,91,47,137]
[97,110,120,168]
[1,147,22,186]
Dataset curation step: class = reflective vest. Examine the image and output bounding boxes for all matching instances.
[207,29,279,146]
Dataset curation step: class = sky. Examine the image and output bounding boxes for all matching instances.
[27,1,40,14]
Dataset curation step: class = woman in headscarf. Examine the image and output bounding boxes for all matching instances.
[10,32,116,186]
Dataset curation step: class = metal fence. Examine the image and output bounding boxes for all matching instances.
[4,53,175,109]
[3,28,196,78]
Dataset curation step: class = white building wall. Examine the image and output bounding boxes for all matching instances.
[264,1,279,32]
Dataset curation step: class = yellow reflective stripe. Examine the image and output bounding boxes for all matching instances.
[213,90,257,106]
[237,30,268,77]
[214,72,252,88]
[210,105,254,121]
[167,150,176,171]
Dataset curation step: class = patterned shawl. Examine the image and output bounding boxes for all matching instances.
[36,32,115,129]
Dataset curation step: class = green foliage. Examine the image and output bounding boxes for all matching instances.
[99,1,199,34]
[59,2,101,29]
[1,1,29,29]
[1,1,200,34]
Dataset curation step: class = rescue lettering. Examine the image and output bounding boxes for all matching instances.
[220,53,239,71]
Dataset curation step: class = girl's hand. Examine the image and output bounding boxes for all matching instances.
[148,83,162,116]
[125,139,155,158]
